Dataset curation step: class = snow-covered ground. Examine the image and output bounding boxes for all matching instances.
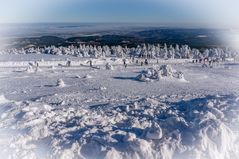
[0,54,239,159]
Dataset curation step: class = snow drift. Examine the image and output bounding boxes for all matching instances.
[0,94,239,159]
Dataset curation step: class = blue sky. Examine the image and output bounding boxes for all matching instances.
[0,0,239,28]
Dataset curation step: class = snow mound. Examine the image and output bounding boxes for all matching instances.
[136,65,186,82]
[99,86,107,91]
[56,79,66,87]
[0,95,9,104]
[105,63,114,70]
[75,75,81,79]
[25,65,42,73]
[0,94,239,159]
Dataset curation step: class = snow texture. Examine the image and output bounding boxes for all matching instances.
[0,95,239,159]
[0,54,239,159]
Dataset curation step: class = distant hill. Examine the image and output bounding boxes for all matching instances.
[6,28,225,50]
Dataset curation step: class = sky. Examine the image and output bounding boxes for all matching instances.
[0,0,239,28]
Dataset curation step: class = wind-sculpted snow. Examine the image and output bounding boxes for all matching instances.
[0,94,239,159]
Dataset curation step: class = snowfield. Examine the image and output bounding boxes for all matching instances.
[0,54,239,159]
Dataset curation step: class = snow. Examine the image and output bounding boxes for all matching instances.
[1,43,238,61]
[0,54,239,159]
[0,94,239,159]
[136,65,186,82]
[0,95,9,104]
[145,123,163,140]
[83,74,93,79]
[105,62,114,70]
[56,79,66,87]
